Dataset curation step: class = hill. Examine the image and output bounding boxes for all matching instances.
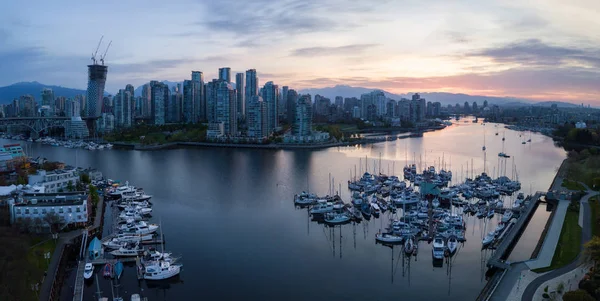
[0,82,88,104]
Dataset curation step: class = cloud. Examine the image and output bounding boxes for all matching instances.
[445,31,470,44]
[290,44,379,57]
[467,39,600,67]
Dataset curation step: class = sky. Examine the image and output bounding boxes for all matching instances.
[1,0,599,103]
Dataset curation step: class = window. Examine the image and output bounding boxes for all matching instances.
[67,208,72,213]
[15,208,21,214]
[50,208,55,213]
[42,209,47,214]
[77,215,82,220]
[33,209,38,214]
[83,206,86,212]
[25,209,30,214]
[59,208,64,213]
[76,207,80,212]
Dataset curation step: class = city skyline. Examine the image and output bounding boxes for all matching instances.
[1,0,599,103]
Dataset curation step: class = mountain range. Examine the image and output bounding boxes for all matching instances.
[0,82,580,108]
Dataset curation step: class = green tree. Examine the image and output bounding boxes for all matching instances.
[563,289,595,301]
[89,184,99,207]
[80,173,91,184]
[584,236,600,266]
[66,180,74,192]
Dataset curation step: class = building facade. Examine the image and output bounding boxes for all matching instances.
[86,64,108,118]
[245,69,259,116]
[293,94,312,136]
[150,81,168,125]
[10,192,89,226]
[215,81,237,136]
[262,81,279,133]
[246,96,268,139]
[235,73,245,119]
[28,168,80,193]
[218,67,231,83]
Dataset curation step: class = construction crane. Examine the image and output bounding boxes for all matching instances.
[91,35,104,65]
[100,40,112,65]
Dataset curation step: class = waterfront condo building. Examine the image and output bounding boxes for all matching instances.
[10,192,89,227]
[246,95,268,139]
[28,167,80,193]
[215,81,237,136]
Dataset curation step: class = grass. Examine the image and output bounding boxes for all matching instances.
[533,209,582,273]
[591,197,600,237]
[566,154,600,191]
[562,179,586,191]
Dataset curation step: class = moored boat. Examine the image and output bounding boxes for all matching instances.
[83,263,94,279]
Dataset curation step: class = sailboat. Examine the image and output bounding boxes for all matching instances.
[482,128,486,151]
[527,132,532,143]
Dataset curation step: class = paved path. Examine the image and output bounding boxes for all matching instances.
[532,264,591,301]
[526,200,569,269]
[521,187,594,301]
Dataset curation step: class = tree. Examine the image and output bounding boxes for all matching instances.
[66,180,74,192]
[89,184,99,207]
[44,212,63,233]
[563,289,595,301]
[584,236,600,266]
[80,173,91,184]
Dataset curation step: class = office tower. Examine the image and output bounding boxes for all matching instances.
[65,98,81,118]
[215,80,237,136]
[114,89,132,128]
[41,88,54,107]
[218,67,231,83]
[335,96,343,107]
[86,64,108,117]
[315,95,331,116]
[205,80,218,122]
[246,95,268,139]
[235,73,245,119]
[126,84,135,118]
[286,89,298,124]
[280,86,289,117]
[55,96,66,115]
[141,83,151,117]
[191,71,205,121]
[19,95,36,117]
[150,81,168,125]
[167,86,181,123]
[262,81,279,133]
[183,80,195,123]
[244,69,258,116]
[293,94,312,136]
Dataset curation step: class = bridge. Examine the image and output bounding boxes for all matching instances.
[0,117,97,138]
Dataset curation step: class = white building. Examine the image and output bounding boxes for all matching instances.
[206,122,225,139]
[10,192,89,226]
[28,168,80,193]
[575,121,587,129]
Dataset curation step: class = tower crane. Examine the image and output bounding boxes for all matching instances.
[100,41,112,65]
[91,36,104,65]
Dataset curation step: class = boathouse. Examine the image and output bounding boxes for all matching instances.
[88,237,102,260]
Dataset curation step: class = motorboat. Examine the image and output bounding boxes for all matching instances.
[110,244,145,257]
[370,202,381,217]
[432,235,446,260]
[375,232,404,244]
[115,233,154,242]
[487,209,495,219]
[447,236,458,255]
[83,263,94,279]
[143,260,182,280]
[294,192,317,205]
[360,202,372,219]
[131,294,141,301]
[404,237,415,256]
[482,231,495,247]
[109,183,137,199]
[114,261,124,280]
[103,238,129,250]
[118,221,159,235]
[494,222,506,236]
[103,263,112,277]
[501,210,513,223]
[324,212,351,225]
[432,199,440,208]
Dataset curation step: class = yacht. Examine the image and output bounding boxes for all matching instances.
[404,237,415,256]
[109,183,137,199]
[375,232,404,244]
[494,222,506,236]
[432,235,446,260]
[447,236,458,255]
[324,212,351,225]
[482,231,495,247]
[119,221,159,235]
[432,198,440,208]
[103,238,128,250]
[143,260,182,280]
[111,244,145,257]
[501,210,513,223]
[294,192,317,205]
[83,263,94,279]
[115,233,154,242]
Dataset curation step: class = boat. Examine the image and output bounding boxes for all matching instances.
[487,209,495,219]
[432,235,446,260]
[114,261,124,280]
[350,207,362,221]
[494,222,506,236]
[103,263,112,277]
[110,244,145,257]
[482,231,495,247]
[371,202,381,217]
[118,221,159,235]
[309,202,334,214]
[103,238,128,250]
[432,198,440,208]
[447,236,458,255]
[84,263,94,279]
[501,210,513,223]
[109,183,136,199]
[294,192,317,205]
[360,202,372,219]
[404,237,415,256]
[131,294,141,301]
[143,260,182,280]
[375,232,404,244]
[324,212,351,224]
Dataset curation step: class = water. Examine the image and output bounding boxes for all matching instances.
[11,121,566,301]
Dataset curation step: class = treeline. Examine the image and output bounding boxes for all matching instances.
[554,123,599,146]
[104,124,208,145]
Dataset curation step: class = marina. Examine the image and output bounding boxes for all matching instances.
[6,120,566,301]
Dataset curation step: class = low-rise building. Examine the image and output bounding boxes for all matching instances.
[9,191,89,226]
[28,167,80,193]
[206,122,225,139]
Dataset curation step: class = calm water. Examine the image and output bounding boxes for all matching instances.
[12,121,566,301]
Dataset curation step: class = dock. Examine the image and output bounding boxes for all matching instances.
[72,262,86,301]
[486,192,543,269]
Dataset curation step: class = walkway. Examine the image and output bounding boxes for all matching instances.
[520,186,594,301]
[526,200,569,269]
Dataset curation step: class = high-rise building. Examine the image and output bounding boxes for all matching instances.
[286,89,298,124]
[86,64,108,118]
[126,84,135,118]
[245,69,258,116]
[293,94,312,136]
[215,81,237,136]
[235,73,245,119]
[182,80,195,123]
[280,86,289,117]
[344,97,359,114]
[246,95,268,139]
[218,67,231,83]
[114,89,132,128]
[65,98,81,118]
[55,96,66,115]
[386,99,396,117]
[150,81,168,125]
[472,101,478,113]
[75,94,85,116]
[191,71,205,121]
[19,95,36,117]
[464,101,471,113]
[315,95,331,116]
[41,88,54,108]
[205,80,218,122]
[141,83,151,117]
[262,81,279,133]
[166,86,181,123]
[335,96,343,107]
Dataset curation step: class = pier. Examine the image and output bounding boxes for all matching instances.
[487,192,543,269]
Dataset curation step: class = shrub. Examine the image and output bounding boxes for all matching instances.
[563,290,595,301]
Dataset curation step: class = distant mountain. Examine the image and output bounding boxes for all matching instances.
[533,101,580,108]
[298,85,535,107]
[0,82,88,104]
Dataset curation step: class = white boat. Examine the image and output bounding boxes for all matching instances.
[432,199,440,208]
[143,260,182,280]
[103,238,129,250]
[294,192,316,205]
[482,231,495,247]
[404,237,415,255]
[109,183,136,198]
[115,233,154,242]
[309,202,334,214]
[83,263,94,279]
[447,236,458,255]
[487,209,495,219]
[501,210,513,223]
[432,236,446,259]
[375,232,404,244]
[130,294,141,301]
[494,222,506,236]
[111,244,145,257]
[119,221,159,235]
[324,212,351,224]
